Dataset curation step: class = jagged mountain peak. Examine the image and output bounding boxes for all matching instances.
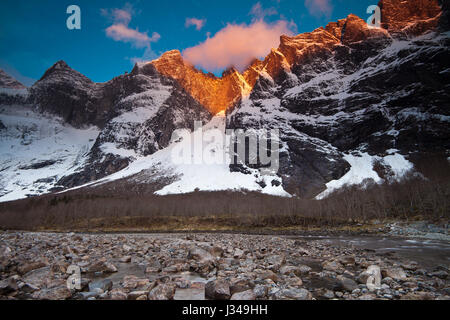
[222,66,240,77]
[0,69,27,89]
[148,0,444,114]
[151,49,254,114]
[37,60,93,85]
[152,49,185,66]
[52,60,70,69]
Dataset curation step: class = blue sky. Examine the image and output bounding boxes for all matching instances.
[0,0,376,85]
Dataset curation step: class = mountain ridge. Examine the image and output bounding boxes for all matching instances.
[0,0,448,202]
[146,0,445,115]
[0,69,27,90]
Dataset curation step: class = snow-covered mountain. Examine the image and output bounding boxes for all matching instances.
[0,70,26,90]
[0,0,448,202]
[228,6,450,197]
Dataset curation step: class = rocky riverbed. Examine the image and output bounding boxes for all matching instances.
[0,231,449,300]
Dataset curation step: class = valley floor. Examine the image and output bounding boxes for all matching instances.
[0,230,448,300]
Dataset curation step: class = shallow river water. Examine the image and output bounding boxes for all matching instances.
[293,235,450,269]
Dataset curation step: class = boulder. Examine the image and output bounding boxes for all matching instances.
[230,278,252,295]
[336,275,359,292]
[188,247,215,265]
[110,288,128,300]
[275,288,312,300]
[322,260,344,273]
[89,279,113,292]
[264,255,285,266]
[0,277,18,295]
[382,267,407,281]
[18,261,48,275]
[32,286,72,300]
[205,279,231,300]
[128,290,148,300]
[280,265,302,276]
[148,284,176,300]
[230,290,256,300]
[358,265,382,292]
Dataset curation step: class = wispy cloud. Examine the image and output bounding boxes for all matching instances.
[129,47,159,65]
[250,2,278,20]
[182,3,297,72]
[304,0,333,18]
[101,3,160,49]
[183,20,295,72]
[185,18,206,31]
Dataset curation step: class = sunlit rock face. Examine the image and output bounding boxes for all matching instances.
[148,12,393,116]
[227,0,449,197]
[379,0,443,36]
[151,50,254,114]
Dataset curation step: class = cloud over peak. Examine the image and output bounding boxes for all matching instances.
[182,19,295,72]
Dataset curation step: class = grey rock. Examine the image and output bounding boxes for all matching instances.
[148,284,177,300]
[230,290,256,300]
[205,279,231,300]
[0,277,18,295]
[275,288,312,300]
[337,275,359,292]
[89,279,113,292]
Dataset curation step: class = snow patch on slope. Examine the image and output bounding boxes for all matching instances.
[0,105,99,202]
[64,113,290,197]
[316,151,414,199]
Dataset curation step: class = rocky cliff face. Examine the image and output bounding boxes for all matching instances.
[227,0,449,197]
[151,50,254,114]
[0,61,212,197]
[57,63,212,188]
[29,61,104,127]
[379,0,443,35]
[0,70,26,89]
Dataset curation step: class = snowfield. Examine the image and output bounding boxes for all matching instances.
[316,151,414,199]
[0,105,99,202]
[0,105,417,202]
[63,112,290,198]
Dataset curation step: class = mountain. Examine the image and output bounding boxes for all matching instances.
[0,0,448,202]
[0,70,28,106]
[228,0,450,197]
[0,70,26,90]
[151,50,254,114]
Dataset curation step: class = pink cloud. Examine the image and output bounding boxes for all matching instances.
[182,20,294,72]
[250,2,278,20]
[185,18,206,31]
[304,0,333,18]
[100,3,133,24]
[111,9,132,24]
[102,3,160,48]
[106,25,160,48]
